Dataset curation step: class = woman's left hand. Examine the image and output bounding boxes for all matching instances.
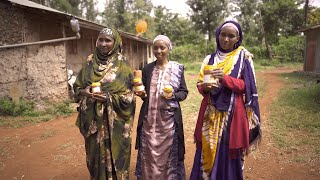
[161,92,174,99]
[212,68,224,80]
[92,92,108,103]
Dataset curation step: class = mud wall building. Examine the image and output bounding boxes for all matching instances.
[0,0,154,104]
[299,25,320,73]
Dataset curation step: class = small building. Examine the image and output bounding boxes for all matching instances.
[0,0,154,104]
[298,24,320,73]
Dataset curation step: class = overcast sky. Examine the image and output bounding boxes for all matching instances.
[96,0,320,17]
[96,0,190,17]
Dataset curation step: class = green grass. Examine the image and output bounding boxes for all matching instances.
[254,60,303,71]
[0,98,75,128]
[183,61,203,74]
[180,71,202,117]
[270,71,320,159]
[40,130,55,139]
[256,75,267,98]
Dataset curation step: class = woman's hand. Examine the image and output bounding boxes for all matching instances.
[134,90,147,99]
[201,83,217,93]
[92,92,108,103]
[161,92,174,99]
[212,68,224,80]
[80,85,93,97]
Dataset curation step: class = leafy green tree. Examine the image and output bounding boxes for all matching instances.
[102,0,154,37]
[50,0,83,16]
[186,0,228,42]
[81,0,98,22]
[307,7,320,26]
[153,6,203,46]
[232,0,263,46]
[123,0,154,36]
[29,0,83,17]
[102,0,127,29]
[259,0,304,58]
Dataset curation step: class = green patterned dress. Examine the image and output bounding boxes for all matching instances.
[74,49,135,180]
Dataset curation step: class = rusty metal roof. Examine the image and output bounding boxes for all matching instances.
[8,0,69,15]
[6,0,152,44]
[297,24,320,32]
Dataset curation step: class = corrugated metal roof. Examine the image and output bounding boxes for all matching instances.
[8,0,67,15]
[6,0,152,44]
[297,24,320,32]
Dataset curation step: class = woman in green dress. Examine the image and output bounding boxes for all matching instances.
[74,27,135,180]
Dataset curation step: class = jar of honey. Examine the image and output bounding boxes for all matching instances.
[163,85,173,98]
[203,65,218,85]
[133,78,145,92]
[91,82,101,93]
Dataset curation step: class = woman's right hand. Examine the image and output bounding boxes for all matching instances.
[134,90,147,98]
[201,83,217,93]
[80,85,93,97]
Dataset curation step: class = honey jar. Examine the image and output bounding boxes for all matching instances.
[163,85,173,98]
[91,82,101,93]
[203,65,218,85]
[133,78,145,92]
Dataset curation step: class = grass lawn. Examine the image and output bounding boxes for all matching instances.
[270,71,320,163]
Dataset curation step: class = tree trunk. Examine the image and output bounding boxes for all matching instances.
[266,42,273,59]
[304,0,309,26]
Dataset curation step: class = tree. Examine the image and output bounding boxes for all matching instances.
[259,0,305,58]
[124,0,154,36]
[307,7,320,26]
[29,0,83,17]
[102,0,153,36]
[186,0,228,42]
[153,6,203,45]
[233,0,262,46]
[81,0,98,22]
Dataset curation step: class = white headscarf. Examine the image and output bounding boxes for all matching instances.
[153,35,173,50]
[221,22,239,34]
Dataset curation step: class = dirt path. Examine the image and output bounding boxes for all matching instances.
[0,68,319,180]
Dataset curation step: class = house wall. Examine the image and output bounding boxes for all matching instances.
[122,37,153,71]
[66,28,97,73]
[304,29,320,72]
[1,1,154,105]
[0,2,67,104]
[316,30,320,73]
[66,32,154,75]
[0,3,27,98]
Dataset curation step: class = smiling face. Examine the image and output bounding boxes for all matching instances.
[218,26,240,51]
[96,34,115,55]
[153,40,169,62]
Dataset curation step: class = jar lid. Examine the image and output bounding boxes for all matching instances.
[92,82,101,87]
[163,85,173,92]
[204,65,215,70]
[133,78,142,83]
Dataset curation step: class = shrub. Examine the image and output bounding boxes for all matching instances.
[0,97,37,116]
[272,35,304,63]
[0,97,74,117]
[170,41,216,63]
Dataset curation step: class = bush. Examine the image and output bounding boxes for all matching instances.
[0,97,37,116]
[46,100,74,116]
[0,97,74,117]
[272,35,304,63]
[247,45,267,60]
[170,41,217,63]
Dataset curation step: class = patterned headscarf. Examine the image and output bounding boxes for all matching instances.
[153,35,173,50]
[215,21,243,53]
[96,27,123,60]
